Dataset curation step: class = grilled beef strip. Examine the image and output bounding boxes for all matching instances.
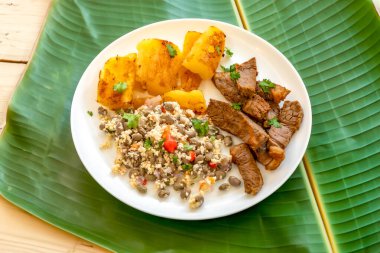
[212,72,245,103]
[269,100,304,148]
[254,138,285,171]
[230,143,263,195]
[242,94,271,122]
[207,99,268,150]
[279,101,303,132]
[256,81,290,103]
[236,58,257,97]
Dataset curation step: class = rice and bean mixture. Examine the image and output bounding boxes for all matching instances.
[98,102,240,209]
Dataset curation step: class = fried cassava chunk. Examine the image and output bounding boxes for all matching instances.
[136,39,182,95]
[97,53,136,110]
[182,26,225,80]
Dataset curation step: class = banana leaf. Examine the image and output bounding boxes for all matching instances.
[0,0,331,252]
[240,0,380,252]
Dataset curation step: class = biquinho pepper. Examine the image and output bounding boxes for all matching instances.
[208,162,217,169]
[162,126,178,153]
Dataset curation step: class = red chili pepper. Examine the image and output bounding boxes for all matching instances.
[189,150,196,162]
[162,126,178,153]
[208,162,217,169]
[142,178,147,185]
[161,105,166,113]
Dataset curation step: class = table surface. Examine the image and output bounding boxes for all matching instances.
[0,0,109,252]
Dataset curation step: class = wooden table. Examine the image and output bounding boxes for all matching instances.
[0,1,108,252]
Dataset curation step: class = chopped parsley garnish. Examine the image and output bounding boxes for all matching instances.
[191,118,209,137]
[144,138,152,149]
[229,64,240,81]
[225,47,233,57]
[158,139,164,148]
[87,110,93,116]
[113,82,127,93]
[122,113,140,129]
[215,45,221,55]
[183,143,194,151]
[268,117,281,128]
[173,155,179,164]
[231,102,242,111]
[220,64,240,81]
[259,79,276,93]
[166,44,177,58]
[210,135,216,141]
[182,164,193,171]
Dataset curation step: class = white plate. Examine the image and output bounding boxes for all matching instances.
[71,19,312,220]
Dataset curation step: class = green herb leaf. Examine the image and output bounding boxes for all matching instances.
[158,139,164,149]
[231,103,242,111]
[87,110,93,116]
[191,118,209,137]
[215,45,221,55]
[166,44,177,58]
[225,47,233,57]
[229,64,240,81]
[173,155,178,164]
[122,113,140,129]
[181,163,193,171]
[230,71,240,81]
[268,118,281,128]
[210,135,216,141]
[259,79,276,93]
[183,143,194,151]
[144,138,152,149]
[113,82,127,93]
[220,65,229,72]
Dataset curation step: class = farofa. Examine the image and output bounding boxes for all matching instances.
[99,102,235,209]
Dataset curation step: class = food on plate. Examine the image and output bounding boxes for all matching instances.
[94,25,304,208]
[136,39,182,95]
[163,90,206,113]
[97,53,136,109]
[230,143,263,195]
[97,26,228,113]
[98,102,236,208]
[206,99,269,149]
[256,79,290,104]
[210,57,303,171]
[179,31,202,91]
[235,58,258,97]
[182,26,226,79]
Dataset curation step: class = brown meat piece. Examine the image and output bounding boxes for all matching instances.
[207,99,268,149]
[236,58,257,97]
[254,139,285,170]
[268,124,293,148]
[256,81,290,103]
[243,94,271,122]
[230,143,263,195]
[279,101,303,132]
[212,72,244,103]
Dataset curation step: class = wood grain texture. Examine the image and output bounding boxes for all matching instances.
[0,197,108,253]
[0,62,25,128]
[0,0,51,62]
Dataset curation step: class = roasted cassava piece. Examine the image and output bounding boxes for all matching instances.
[97,26,226,112]
[230,143,263,195]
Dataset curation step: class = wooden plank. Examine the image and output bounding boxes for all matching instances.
[0,196,109,253]
[0,0,51,62]
[0,62,25,129]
